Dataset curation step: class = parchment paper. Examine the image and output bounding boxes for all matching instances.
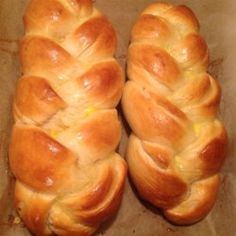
[0,0,235,235]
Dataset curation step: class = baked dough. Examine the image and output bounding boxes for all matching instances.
[122,2,227,225]
[9,0,126,235]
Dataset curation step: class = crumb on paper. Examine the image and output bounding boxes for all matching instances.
[8,214,22,226]
[13,216,21,225]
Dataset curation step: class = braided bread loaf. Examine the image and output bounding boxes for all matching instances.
[122,3,228,225]
[9,0,127,235]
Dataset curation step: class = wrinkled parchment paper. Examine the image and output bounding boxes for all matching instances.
[0,0,235,235]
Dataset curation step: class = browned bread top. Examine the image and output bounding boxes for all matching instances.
[9,0,126,235]
[122,2,227,225]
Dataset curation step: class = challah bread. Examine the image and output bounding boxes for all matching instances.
[9,0,127,235]
[122,2,227,224]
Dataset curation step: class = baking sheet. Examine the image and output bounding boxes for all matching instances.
[0,0,235,235]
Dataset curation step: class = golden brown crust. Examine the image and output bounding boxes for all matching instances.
[127,135,188,208]
[20,36,74,77]
[14,76,66,123]
[77,60,123,108]
[10,125,77,192]
[73,16,117,58]
[10,0,126,235]
[122,2,228,224]
[129,44,182,87]
[163,175,220,224]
